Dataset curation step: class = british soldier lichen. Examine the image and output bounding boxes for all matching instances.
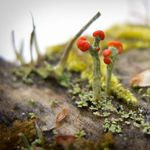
[103,41,123,95]
[76,30,105,101]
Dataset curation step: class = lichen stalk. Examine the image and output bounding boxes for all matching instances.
[104,46,120,96]
[106,64,113,95]
[90,38,102,101]
[91,51,101,100]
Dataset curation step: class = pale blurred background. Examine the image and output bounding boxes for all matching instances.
[0,0,149,62]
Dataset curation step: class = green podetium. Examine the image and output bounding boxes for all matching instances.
[76,30,105,101]
[102,41,123,96]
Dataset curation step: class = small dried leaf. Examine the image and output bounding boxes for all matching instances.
[56,107,69,126]
[130,69,150,87]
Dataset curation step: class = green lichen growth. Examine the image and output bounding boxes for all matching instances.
[139,88,150,101]
[103,118,122,134]
[69,83,117,132]
[75,130,86,139]
[142,123,150,135]
[28,112,36,119]
[69,82,149,135]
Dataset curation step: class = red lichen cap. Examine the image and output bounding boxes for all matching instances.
[102,49,112,57]
[103,57,111,64]
[77,36,86,46]
[77,38,90,52]
[117,47,123,54]
[107,41,123,54]
[93,30,105,40]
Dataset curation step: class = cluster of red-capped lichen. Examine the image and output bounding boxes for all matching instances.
[102,41,123,64]
[77,31,123,65]
[77,30,105,52]
[76,30,123,98]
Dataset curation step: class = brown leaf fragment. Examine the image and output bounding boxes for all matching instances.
[56,107,69,127]
[130,69,150,87]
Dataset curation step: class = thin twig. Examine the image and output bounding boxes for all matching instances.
[30,12,41,60]
[11,30,25,65]
[57,12,101,71]
[30,30,34,64]
[11,30,18,54]
[19,39,24,57]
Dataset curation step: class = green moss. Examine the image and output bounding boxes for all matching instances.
[67,48,91,72]
[45,44,65,60]
[105,24,150,51]
[106,25,150,40]
[110,75,138,104]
